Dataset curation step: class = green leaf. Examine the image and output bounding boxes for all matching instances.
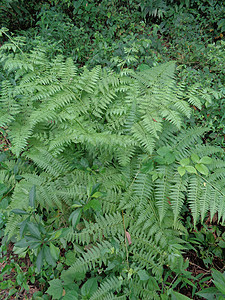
[26,240,42,249]
[157,146,171,157]
[81,278,98,297]
[29,185,36,208]
[161,295,169,300]
[141,160,154,173]
[65,251,77,266]
[84,199,101,211]
[27,223,42,239]
[196,287,224,300]
[0,197,8,209]
[0,153,7,162]
[155,156,166,165]
[36,248,43,272]
[199,156,212,164]
[212,269,225,295]
[19,218,29,236]
[50,243,60,261]
[62,290,78,300]
[171,290,192,299]
[137,270,150,281]
[69,208,82,228]
[43,244,56,266]
[50,229,63,240]
[90,183,101,196]
[185,166,197,174]
[11,209,29,215]
[71,203,82,209]
[195,163,209,176]
[218,240,225,248]
[178,166,186,177]
[165,152,176,164]
[152,172,158,181]
[91,192,103,198]
[147,276,159,290]
[15,238,30,248]
[0,183,8,197]
[47,279,63,300]
[64,283,79,293]
[180,158,190,166]
[61,269,85,284]
[138,63,151,71]
[191,153,200,163]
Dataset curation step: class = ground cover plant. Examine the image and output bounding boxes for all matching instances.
[0,1,225,299]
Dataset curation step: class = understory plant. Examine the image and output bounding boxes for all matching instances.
[1,33,225,299]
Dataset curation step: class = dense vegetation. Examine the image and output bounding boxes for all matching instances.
[0,0,225,299]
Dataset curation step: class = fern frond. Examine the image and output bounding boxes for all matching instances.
[130,278,160,300]
[209,189,219,222]
[169,172,187,226]
[186,83,202,109]
[5,180,33,239]
[133,172,153,202]
[155,165,172,223]
[90,277,123,300]
[76,213,124,245]
[218,194,225,223]
[172,127,209,158]
[142,112,162,139]
[102,190,121,214]
[65,241,113,275]
[187,176,201,226]
[131,122,156,154]
[26,148,70,177]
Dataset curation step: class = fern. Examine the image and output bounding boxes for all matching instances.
[65,241,113,275]
[169,172,187,226]
[90,277,123,300]
[155,165,172,223]
[2,44,225,299]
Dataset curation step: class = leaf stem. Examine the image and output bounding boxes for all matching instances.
[122,210,130,270]
[2,30,24,54]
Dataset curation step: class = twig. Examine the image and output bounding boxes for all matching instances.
[0,184,16,202]
[169,274,178,288]
[122,210,130,270]
[2,30,24,54]
[188,261,210,273]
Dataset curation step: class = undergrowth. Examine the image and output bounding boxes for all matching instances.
[0,1,225,299]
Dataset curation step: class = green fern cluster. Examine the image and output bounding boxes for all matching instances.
[1,44,225,299]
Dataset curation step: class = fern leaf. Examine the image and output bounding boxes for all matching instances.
[65,241,112,275]
[155,166,172,223]
[90,277,122,300]
[169,172,187,226]
[187,176,201,226]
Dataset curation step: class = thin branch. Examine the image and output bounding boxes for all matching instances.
[122,210,130,270]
